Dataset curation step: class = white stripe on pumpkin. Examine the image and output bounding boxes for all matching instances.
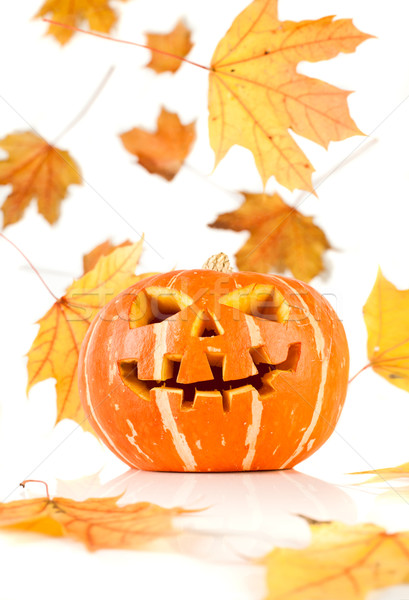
[244,315,262,375]
[167,271,184,288]
[125,419,154,463]
[245,314,264,347]
[242,390,263,470]
[279,280,329,468]
[153,321,169,380]
[155,388,197,471]
[83,320,134,466]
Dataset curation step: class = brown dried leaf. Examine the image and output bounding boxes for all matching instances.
[210,192,330,282]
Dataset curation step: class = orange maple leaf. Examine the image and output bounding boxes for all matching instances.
[210,192,330,282]
[120,108,196,181]
[145,20,193,74]
[208,0,371,192]
[35,0,128,45]
[82,239,132,273]
[120,108,196,180]
[27,240,144,432]
[264,520,409,599]
[0,131,81,228]
[1,493,188,551]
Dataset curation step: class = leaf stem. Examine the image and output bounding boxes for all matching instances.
[0,233,59,301]
[53,66,115,144]
[43,19,211,72]
[20,479,51,500]
[348,363,372,385]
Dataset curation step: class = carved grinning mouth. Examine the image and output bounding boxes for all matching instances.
[118,343,301,411]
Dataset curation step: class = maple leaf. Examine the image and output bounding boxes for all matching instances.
[0,493,188,550]
[27,241,144,432]
[208,0,371,192]
[35,0,128,45]
[363,269,409,392]
[82,239,132,273]
[264,520,409,599]
[145,20,193,74]
[209,192,330,282]
[377,487,409,504]
[0,132,81,228]
[352,462,409,484]
[120,108,196,181]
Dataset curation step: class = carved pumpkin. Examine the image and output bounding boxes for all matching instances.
[78,254,349,472]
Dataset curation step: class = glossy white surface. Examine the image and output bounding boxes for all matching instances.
[0,467,408,600]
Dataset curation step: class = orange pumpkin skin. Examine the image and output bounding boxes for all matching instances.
[78,269,349,472]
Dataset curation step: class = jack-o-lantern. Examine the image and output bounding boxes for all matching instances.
[78,254,349,472]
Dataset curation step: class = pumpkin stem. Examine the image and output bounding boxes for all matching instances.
[202,253,233,273]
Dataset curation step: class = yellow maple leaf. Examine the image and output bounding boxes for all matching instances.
[363,269,409,392]
[208,0,371,192]
[120,108,196,181]
[377,487,409,504]
[82,239,132,273]
[145,20,193,74]
[264,521,409,599]
[352,462,409,484]
[0,131,81,228]
[1,492,188,551]
[27,241,144,432]
[35,0,128,45]
[209,192,330,282]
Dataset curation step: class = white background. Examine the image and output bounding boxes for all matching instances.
[1,0,409,598]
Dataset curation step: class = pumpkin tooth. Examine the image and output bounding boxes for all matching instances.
[153,386,183,402]
[222,349,258,380]
[118,343,300,410]
[117,360,152,402]
[250,346,271,364]
[223,386,255,411]
[190,390,224,411]
[177,349,214,383]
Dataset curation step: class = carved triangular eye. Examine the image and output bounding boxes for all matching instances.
[191,310,224,338]
[129,286,193,328]
[219,284,290,322]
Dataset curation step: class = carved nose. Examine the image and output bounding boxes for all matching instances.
[191,309,224,338]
